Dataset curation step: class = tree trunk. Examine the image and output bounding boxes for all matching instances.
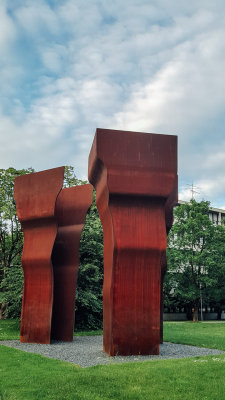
[192,307,198,322]
[216,307,222,321]
[0,302,6,319]
[0,264,7,319]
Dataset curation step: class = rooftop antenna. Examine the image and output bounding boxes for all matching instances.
[186,183,200,200]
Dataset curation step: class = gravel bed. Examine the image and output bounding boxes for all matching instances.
[1,336,225,368]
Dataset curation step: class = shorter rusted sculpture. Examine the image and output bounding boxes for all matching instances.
[14,167,64,344]
[51,184,93,341]
[88,128,177,356]
[14,167,93,344]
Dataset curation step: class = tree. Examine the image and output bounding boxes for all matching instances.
[76,191,103,330]
[166,200,215,321]
[206,223,225,319]
[0,167,34,318]
[63,171,104,330]
[63,166,87,187]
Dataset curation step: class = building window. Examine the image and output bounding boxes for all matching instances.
[212,213,218,225]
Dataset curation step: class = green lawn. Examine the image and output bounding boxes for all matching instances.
[1,344,225,400]
[74,329,103,336]
[163,321,225,351]
[0,320,103,341]
[1,320,225,399]
[0,320,20,340]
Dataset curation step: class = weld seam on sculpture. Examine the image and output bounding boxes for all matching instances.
[14,167,93,344]
[88,128,178,356]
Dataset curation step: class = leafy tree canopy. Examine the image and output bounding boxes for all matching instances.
[166,200,216,320]
[0,167,34,318]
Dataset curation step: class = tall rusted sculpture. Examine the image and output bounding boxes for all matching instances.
[88,128,177,356]
[51,184,93,341]
[14,167,93,343]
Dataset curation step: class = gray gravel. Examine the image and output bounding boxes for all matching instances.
[1,336,225,368]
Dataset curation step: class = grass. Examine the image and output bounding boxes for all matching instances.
[0,320,103,341]
[1,344,225,400]
[74,329,103,336]
[1,320,225,399]
[0,320,20,340]
[163,321,225,351]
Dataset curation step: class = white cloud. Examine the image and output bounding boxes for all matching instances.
[0,3,16,51]
[14,2,59,36]
[206,152,225,170]
[57,1,102,34]
[40,45,68,74]
[1,1,225,206]
[112,26,225,134]
[0,72,123,177]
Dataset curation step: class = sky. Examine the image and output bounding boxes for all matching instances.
[1,0,225,208]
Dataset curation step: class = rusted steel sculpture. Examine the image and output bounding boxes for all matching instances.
[51,184,93,341]
[88,128,177,356]
[14,167,93,343]
[14,167,64,344]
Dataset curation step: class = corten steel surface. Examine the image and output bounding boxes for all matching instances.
[51,184,93,341]
[88,128,177,356]
[14,167,64,344]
